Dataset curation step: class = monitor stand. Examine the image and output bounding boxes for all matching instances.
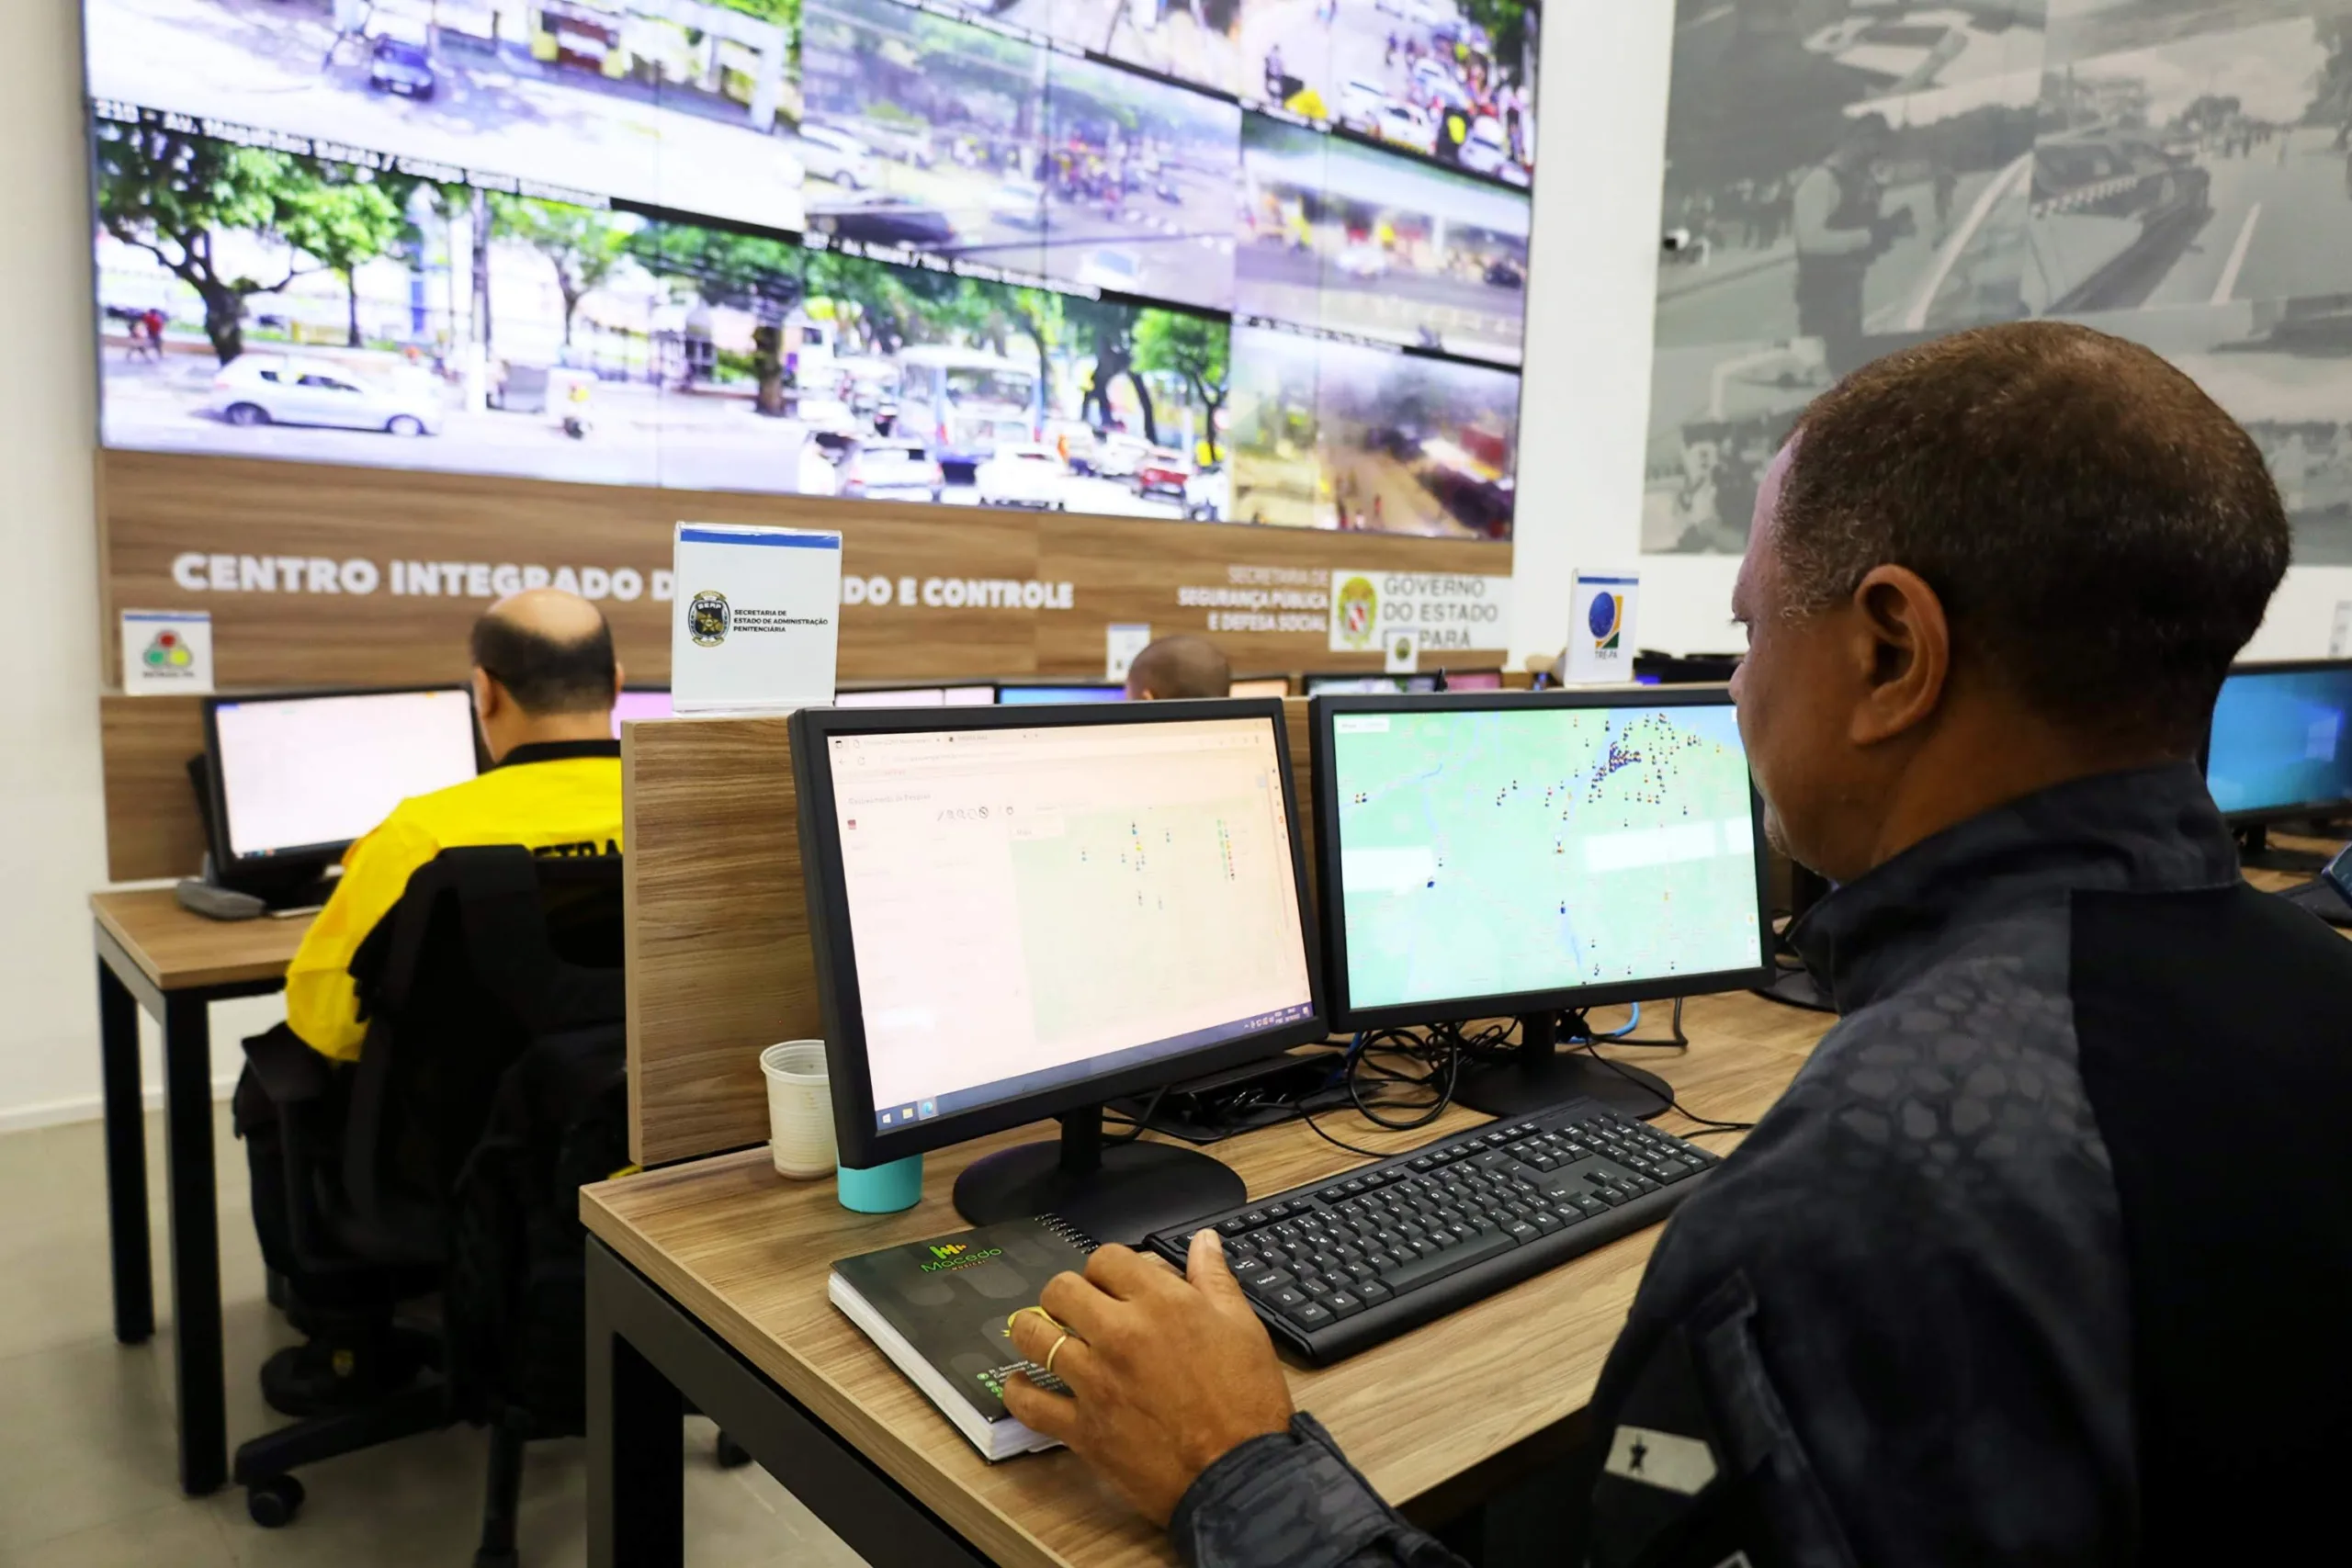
[1452,1013,1673,1122]
[1754,963,1835,1013]
[953,1107,1246,1247]
[2238,824,2330,874]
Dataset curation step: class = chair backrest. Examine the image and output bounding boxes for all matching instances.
[343,846,625,1246]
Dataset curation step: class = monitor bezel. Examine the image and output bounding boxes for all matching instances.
[201,684,479,866]
[1308,685,1773,1033]
[2203,658,2352,826]
[790,697,1329,1170]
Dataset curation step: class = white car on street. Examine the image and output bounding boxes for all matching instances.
[801,124,877,190]
[974,444,1069,508]
[204,355,443,436]
[1076,247,1144,293]
[1183,465,1228,522]
[1458,116,1510,175]
[1095,431,1153,478]
[1376,102,1438,155]
[1334,241,1390,279]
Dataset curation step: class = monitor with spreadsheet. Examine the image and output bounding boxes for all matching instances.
[791,699,1324,1237]
[2206,660,2352,822]
[205,688,479,863]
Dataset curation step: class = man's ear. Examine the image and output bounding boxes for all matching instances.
[1844,563,1950,748]
[471,667,500,724]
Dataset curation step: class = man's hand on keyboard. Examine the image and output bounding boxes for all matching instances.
[1003,1230,1295,1526]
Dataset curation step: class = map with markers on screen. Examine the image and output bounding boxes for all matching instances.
[1330,704,1763,1010]
[82,0,1539,541]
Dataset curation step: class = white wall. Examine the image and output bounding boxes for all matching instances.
[4,0,2346,1124]
[0,0,279,1132]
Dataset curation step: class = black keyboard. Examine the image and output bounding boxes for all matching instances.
[2278,877,2352,928]
[1144,1100,1720,1363]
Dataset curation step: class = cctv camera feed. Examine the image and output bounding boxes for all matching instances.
[1238,115,1528,363]
[1227,322,1518,536]
[85,0,1531,539]
[82,0,808,234]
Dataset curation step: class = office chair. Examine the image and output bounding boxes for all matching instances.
[232,846,732,1563]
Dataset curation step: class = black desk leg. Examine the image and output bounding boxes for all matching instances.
[97,957,153,1345]
[161,991,227,1497]
[587,1257,685,1568]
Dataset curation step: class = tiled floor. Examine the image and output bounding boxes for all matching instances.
[0,1107,867,1567]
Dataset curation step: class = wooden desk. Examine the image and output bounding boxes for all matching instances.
[91,890,311,1496]
[579,991,1829,1568]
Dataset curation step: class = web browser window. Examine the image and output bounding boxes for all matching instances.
[826,717,1314,1128]
[214,690,479,859]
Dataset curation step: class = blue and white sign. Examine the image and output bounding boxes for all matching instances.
[1565,571,1639,686]
[671,523,842,714]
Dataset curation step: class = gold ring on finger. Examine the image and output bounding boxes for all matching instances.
[1044,1332,1071,1377]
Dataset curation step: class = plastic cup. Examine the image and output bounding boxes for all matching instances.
[761,1041,837,1179]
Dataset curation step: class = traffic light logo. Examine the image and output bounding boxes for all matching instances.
[142,629,195,671]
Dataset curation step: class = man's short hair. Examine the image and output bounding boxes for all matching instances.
[1125,635,1232,700]
[469,609,617,716]
[1774,321,2287,750]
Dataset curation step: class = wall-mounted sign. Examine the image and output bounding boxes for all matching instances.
[1329,570,1512,655]
[119,609,212,695]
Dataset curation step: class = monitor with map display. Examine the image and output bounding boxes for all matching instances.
[790,698,1326,1240]
[1308,687,1770,1116]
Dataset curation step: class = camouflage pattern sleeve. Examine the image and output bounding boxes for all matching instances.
[1169,1413,1466,1568]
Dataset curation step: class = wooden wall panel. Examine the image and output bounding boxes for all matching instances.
[625,702,1327,1168]
[99,448,1508,691]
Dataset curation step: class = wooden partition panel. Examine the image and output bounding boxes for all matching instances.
[623,714,813,1167]
[101,695,209,882]
[624,700,1328,1168]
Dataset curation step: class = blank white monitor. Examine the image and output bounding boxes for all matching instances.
[824,716,1317,1128]
[211,689,480,860]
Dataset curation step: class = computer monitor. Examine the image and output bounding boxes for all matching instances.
[791,699,1325,1241]
[2205,660,2352,868]
[1309,688,1772,1118]
[1228,676,1293,699]
[997,682,1129,705]
[203,687,480,901]
[1302,672,1442,695]
[833,682,999,709]
[1633,651,1743,686]
[1439,669,1505,692]
[611,686,673,736]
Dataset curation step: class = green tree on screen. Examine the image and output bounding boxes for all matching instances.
[1133,309,1228,459]
[94,123,314,364]
[632,223,804,412]
[276,172,407,348]
[487,194,636,346]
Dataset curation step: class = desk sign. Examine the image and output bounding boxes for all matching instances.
[119,609,213,695]
[671,523,842,714]
[1564,572,1639,686]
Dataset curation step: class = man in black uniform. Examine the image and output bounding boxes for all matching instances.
[1001,320,2352,1564]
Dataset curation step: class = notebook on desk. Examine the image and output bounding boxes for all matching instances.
[828,1217,1094,1461]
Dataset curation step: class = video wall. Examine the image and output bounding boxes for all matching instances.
[84,0,1536,540]
[1646,0,2352,565]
